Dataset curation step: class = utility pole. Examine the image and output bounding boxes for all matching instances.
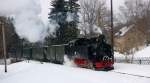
[0,21,7,72]
[110,0,114,56]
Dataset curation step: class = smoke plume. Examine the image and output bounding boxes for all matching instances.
[0,0,57,43]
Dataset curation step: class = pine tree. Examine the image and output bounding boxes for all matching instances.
[64,0,80,43]
[67,0,80,29]
[48,0,80,44]
[49,0,67,25]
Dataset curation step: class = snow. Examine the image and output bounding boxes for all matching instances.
[78,23,102,36]
[0,61,150,83]
[66,12,74,22]
[115,46,150,58]
[93,25,102,34]
[114,46,150,65]
[0,59,11,65]
[115,25,134,36]
[114,52,125,58]
[114,63,150,77]
[134,46,150,58]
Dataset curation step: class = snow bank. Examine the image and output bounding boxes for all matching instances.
[114,52,125,58]
[115,46,150,58]
[0,59,11,65]
[134,46,150,58]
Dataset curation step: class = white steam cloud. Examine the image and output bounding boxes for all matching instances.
[63,55,76,67]
[0,0,57,43]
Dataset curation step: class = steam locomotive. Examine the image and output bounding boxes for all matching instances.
[65,35,114,71]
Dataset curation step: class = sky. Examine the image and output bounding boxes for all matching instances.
[107,0,125,12]
[40,0,125,24]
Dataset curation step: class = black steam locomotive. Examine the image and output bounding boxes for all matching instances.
[65,35,114,71]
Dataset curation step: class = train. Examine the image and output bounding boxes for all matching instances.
[65,35,114,71]
[8,35,114,71]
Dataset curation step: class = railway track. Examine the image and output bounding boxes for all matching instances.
[111,71,150,79]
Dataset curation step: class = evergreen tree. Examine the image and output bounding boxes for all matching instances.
[48,0,80,44]
[49,0,67,25]
[64,0,80,43]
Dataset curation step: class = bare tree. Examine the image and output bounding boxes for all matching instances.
[79,0,109,37]
[142,0,150,45]
[119,0,143,24]
[116,0,150,58]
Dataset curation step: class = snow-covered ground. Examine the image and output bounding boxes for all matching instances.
[0,61,150,83]
[114,63,150,77]
[115,46,150,58]
[134,46,150,58]
[114,46,150,64]
[0,59,11,65]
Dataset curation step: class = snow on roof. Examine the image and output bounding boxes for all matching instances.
[115,25,134,37]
